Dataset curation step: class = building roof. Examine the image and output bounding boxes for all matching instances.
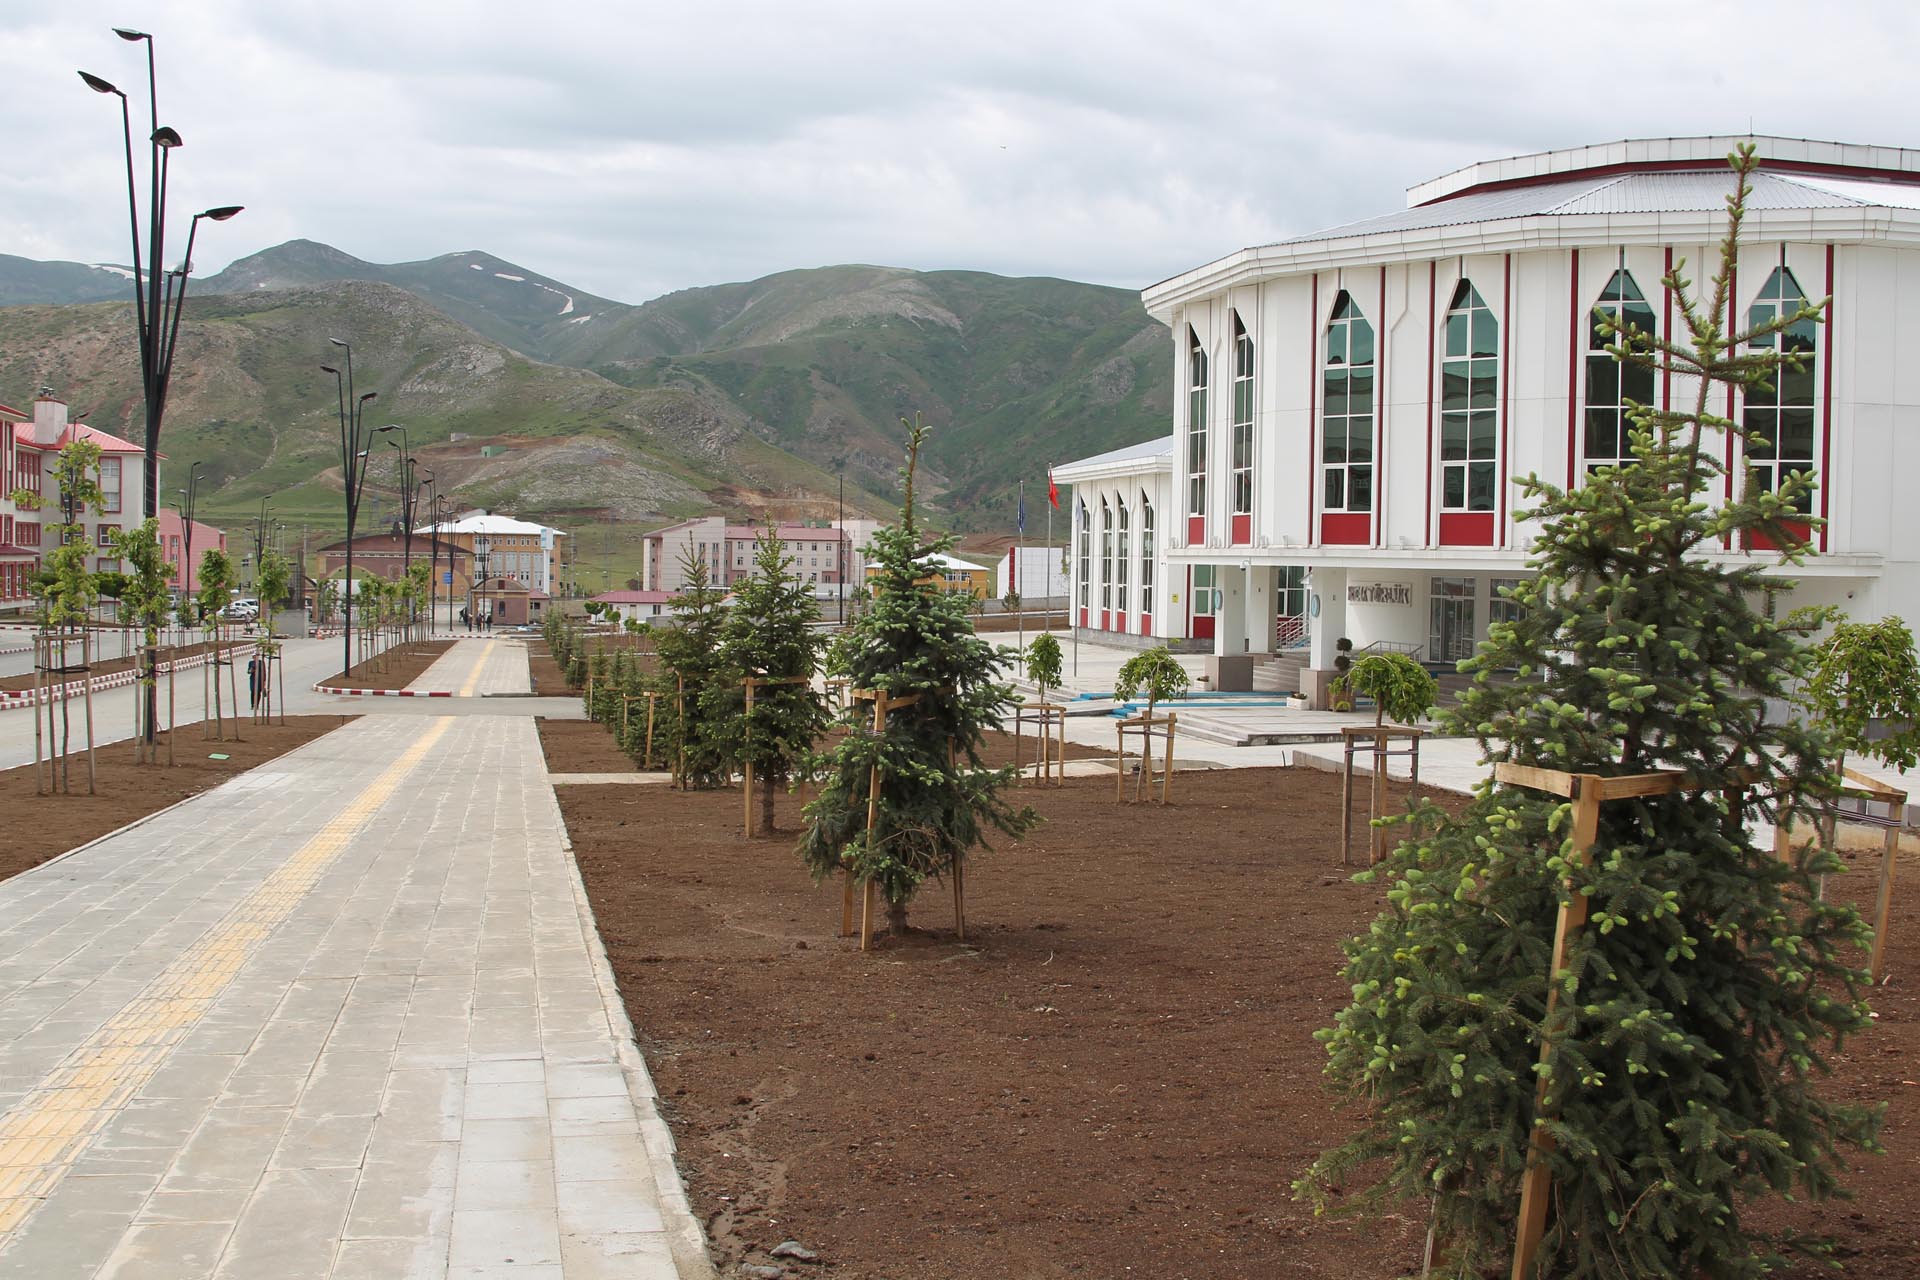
[592,589,677,604]
[722,523,846,541]
[13,422,148,455]
[0,402,27,422]
[417,513,566,537]
[1144,135,1920,319]
[1051,435,1174,482]
[317,532,471,557]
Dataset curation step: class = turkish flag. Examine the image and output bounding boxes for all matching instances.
[1047,468,1059,509]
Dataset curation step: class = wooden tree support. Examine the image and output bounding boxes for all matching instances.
[1339,725,1424,866]
[1114,711,1176,805]
[840,686,967,949]
[621,692,660,767]
[1776,765,1910,984]
[1012,700,1068,787]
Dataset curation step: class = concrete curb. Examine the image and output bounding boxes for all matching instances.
[310,684,454,698]
[553,810,719,1280]
[0,650,227,713]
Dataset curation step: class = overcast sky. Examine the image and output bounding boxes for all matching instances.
[6,0,1919,306]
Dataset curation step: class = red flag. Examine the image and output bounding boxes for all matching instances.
[1047,467,1059,509]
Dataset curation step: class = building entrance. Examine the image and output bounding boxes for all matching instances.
[1429,576,1476,663]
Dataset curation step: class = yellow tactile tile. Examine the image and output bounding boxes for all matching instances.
[0,717,452,1246]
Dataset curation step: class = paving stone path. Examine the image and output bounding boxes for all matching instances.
[0,641,706,1279]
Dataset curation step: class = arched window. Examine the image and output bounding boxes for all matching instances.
[1585,264,1656,471]
[1140,493,1155,617]
[1100,498,1113,612]
[1076,500,1090,611]
[1116,499,1130,615]
[1322,292,1375,513]
[1440,280,1498,512]
[1231,315,1254,517]
[1745,265,1817,514]
[1187,326,1209,518]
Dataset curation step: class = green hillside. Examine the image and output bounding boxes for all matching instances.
[0,242,1174,548]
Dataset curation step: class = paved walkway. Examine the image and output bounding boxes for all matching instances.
[0,707,705,1278]
[408,642,533,697]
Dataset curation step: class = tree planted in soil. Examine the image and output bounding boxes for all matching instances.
[113,519,174,757]
[650,550,732,788]
[1333,651,1439,727]
[706,529,830,832]
[1113,645,1188,717]
[197,548,236,738]
[799,419,1037,936]
[1024,632,1063,703]
[1299,147,1881,1278]
[1800,614,1920,774]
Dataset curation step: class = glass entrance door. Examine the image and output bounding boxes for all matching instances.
[1191,565,1216,641]
[1428,576,1476,663]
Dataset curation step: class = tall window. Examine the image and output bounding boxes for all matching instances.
[1139,494,1155,615]
[1745,265,1817,514]
[1322,292,1376,512]
[1115,500,1130,615]
[1187,327,1208,518]
[1585,264,1656,470]
[1440,281,1498,512]
[100,457,122,513]
[1077,501,1090,610]
[1276,565,1307,619]
[1099,499,1113,611]
[1231,315,1254,517]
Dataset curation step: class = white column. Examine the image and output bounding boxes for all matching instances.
[1217,564,1248,655]
[1308,566,1347,669]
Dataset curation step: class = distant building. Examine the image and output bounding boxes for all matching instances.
[416,512,565,596]
[866,550,992,598]
[316,532,472,594]
[0,395,154,609]
[156,509,229,597]
[992,544,1069,604]
[642,517,853,595]
[589,588,683,625]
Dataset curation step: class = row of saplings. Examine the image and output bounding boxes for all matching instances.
[566,422,1036,940]
[584,162,1904,1280]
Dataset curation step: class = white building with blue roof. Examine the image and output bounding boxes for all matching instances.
[1055,135,1920,704]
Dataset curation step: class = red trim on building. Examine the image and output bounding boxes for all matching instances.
[1375,265,1387,549]
[1186,514,1204,544]
[1140,614,1151,636]
[1499,254,1512,546]
[1821,242,1835,552]
[1415,154,1920,208]
[1183,566,1192,638]
[1101,609,1110,631]
[1747,521,1813,553]
[1079,607,1088,628]
[1230,513,1251,545]
[1566,247,1580,488]
[1725,261,1738,513]
[1424,261,1437,545]
[1320,513,1370,545]
[1662,247,1674,412]
[1438,512,1497,546]
[1307,272,1320,545]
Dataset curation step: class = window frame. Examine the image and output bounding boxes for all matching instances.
[1139,493,1155,615]
[1583,260,1657,472]
[1321,291,1377,514]
[1115,499,1130,616]
[1186,326,1209,519]
[1439,280,1500,513]
[1743,261,1818,515]
[1230,315,1254,517]
[1099,498,1113,611]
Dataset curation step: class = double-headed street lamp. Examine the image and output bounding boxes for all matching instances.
[417,468,441,634]
[174,460,203,619]
[375,424,415,572]
[320,339,376,672]
[252,497,275,590]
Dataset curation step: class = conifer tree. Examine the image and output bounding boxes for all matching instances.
[1300,147,1880,1277]
[650,550,732,788]
[800,420,1037,936]
[705,529,830,832]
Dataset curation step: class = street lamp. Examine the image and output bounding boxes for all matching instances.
[417,468,440,634]
[321,342,376,672]
[174,459,202,618]
[81,28,240,748]
[252,496,273,591]
[375,423,414,575]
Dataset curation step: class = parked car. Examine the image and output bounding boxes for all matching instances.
[220,597,260,621]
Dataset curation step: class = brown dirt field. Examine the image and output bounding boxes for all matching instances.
[0,638,238,693]
[316,640,455,691]
[558,747,1920,1279]
[0,714,354,884]
[527,642,569,695]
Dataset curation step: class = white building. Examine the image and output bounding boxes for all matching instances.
[1,395,153,609]
[416,512,565,595]
[1058,136,1920,703]
[992,544,1071,605]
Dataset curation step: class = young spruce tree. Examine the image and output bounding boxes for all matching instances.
[650,549,732,788]
[1299,147,1880,1277]
[799,420,1037,936]
[705,529,830,832]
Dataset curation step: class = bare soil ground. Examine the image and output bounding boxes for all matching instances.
[315,640,455,691]
[0,714,354,884]
[550,719,1920,1280]
[527,642,569,695]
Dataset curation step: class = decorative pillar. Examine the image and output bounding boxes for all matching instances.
[1306,566,1348,709]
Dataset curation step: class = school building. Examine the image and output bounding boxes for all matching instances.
[1056,135,1920,704]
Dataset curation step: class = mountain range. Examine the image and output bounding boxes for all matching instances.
[0,240,1171,556]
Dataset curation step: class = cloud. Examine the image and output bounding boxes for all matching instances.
[5,0,1920,306]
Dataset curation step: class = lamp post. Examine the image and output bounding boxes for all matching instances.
[175,460,202,623]
[375,424,414,575]
[252,496,273,590]
[81,30,240,748]
[418,469,439,634]
[320,341,376,672]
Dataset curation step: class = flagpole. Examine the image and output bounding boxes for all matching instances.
[1016,480,1025,657]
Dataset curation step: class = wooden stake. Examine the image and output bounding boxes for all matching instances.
[1369,734,1389,865]
[83,631,96,796]
[1114,719,1124,802]
[1510,773,1603,1280]
[32,635,46,796]
[860,693,888,951]
[1340,743,1355,867]
[1871,824,1900,983]
[645,694,657,770]
[952,857,967,942]
[743,678,756,838]
[167,656,175,768]
[1161,713,1176,804]
[841,867,855,938]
